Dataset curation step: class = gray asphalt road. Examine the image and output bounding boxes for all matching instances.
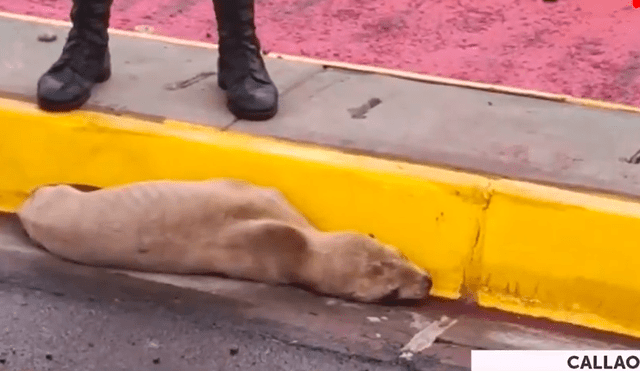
[0,268,460,371]
[2,212,636,371]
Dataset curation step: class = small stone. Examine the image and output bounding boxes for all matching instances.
[229,346,239,356]
[367,317,381,323]
[399,352,414,360]
[38,32,57,42]
[134,25,155,34]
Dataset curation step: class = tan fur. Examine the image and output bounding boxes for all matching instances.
[17,180,431,302]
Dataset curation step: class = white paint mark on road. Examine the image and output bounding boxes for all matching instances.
[400,315,458,358]
[408,312,431,330]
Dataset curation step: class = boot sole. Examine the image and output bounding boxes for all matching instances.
[37,69,111,113]
[38,94,91,113]
[227,100,278,121]
[219,81,278,121]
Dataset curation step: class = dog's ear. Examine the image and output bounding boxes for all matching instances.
[224,220,309,256]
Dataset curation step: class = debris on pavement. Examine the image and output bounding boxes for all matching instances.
[133,25,155,34]
[37,32,57,42]
[400,315,458,360]
[347,98,382,119]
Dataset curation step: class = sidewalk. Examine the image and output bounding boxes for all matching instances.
[1,13,640,339]
[1,0,638,109]
[3,13,640,198]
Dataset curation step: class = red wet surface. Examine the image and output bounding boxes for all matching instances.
[2,0,640,106]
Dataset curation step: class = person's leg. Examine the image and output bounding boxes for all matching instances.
[37,0,113,112]
[213,0,278,121]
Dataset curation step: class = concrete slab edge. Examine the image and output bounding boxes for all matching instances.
[1,97,638,339]
[2,11,640,115]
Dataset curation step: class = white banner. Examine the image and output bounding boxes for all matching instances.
[472,350,640,371]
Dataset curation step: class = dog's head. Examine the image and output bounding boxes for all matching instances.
[311,232,432,303]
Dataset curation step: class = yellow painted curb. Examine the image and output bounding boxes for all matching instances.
[2,96,640,339]
[0,97,488,300]
[478,180,640,338]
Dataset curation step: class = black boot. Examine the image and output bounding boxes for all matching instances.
[213,0,278,121]
[37,0,113,112]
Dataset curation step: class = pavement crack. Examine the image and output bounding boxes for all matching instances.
[279,67,326,97]
[221,118,239,131]
[460,187,492,302]
[163,71,216,91]
[434,337,489,350]
[306,74,351,101]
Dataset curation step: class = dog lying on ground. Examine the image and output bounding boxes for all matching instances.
[17,179,431,303]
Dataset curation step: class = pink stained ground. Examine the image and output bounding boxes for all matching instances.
[2,0,640,107]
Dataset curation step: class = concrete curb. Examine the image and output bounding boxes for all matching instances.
[1,95,639,339]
